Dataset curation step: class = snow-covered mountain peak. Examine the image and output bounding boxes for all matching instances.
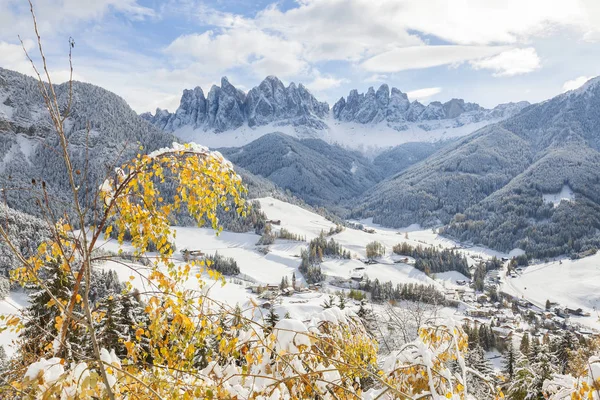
[332,84,529,131]
[142,75,329,133]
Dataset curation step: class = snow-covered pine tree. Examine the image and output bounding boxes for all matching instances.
[265,308,280,333]
[528,343,557,398]
[519,332,530,355]
[118,290,152,363]
[321,294,335,309]
[551,330,578,374]
[465,345,495,398]
[89,269,123,304]
[338,295,346,310]
[20,257,87,359]
[94,295,127,357]
[230,304,244,329]
[528,336,541,363]
[505,352,534,400]
[502,339,516,380]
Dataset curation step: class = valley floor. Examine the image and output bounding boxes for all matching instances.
[1,196,598,358]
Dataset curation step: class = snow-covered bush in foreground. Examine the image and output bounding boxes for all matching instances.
[543,356,600,399]
[13,309,506,399]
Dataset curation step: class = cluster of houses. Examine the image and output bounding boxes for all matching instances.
[449,261,597,345]
[247,282,322,308]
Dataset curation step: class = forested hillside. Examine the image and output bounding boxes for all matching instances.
[219,133,383,207]
[0,67,174,219]
[355,78,600,258]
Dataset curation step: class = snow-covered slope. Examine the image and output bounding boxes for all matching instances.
[0,67,174,219]
[501,255,600,331]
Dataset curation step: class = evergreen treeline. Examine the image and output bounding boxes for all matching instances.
[359,278,446,305]
[463,323,499,352]
[307,232,351,263]
[472,257,502,291]
[277,228,306,241]
[501,330,590,399]
[21,258,148,362]
[0,205,49,276]
[298,233,350,283]
[205,252,240,275]
[392,242,470,276]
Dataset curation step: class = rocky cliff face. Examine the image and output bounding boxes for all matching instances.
[332,84,529,128]
[142,76,329,133]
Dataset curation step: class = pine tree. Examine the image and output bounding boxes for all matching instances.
[338,295,346,310]
[545,299,551,310]
[552,331,577,374]
[357,300,376,334]
[20,257,87,359]
[321,295,335,309]
[117,291,151,363]
[468,325,480,350]
[465,346,494,398]
[528,336,541,363]
[505,353,533,400]
[230,304,244,328]
[95,295,126,356]
[528,344,556,398]
[265,308,280,333]
[292,272,296,290]
[502,340,516,380]
[520,332,530,355]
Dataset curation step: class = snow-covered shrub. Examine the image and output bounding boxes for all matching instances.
[543,356,600,399]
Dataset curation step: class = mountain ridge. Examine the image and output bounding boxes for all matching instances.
[141,76,529,148]
[141,76,329,133]
[354,76,600,258]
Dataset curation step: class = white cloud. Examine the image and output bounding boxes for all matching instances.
[562,75,591,92]
[360,45,510,73]
[306,75,347,92]
[165,29,307,78]
[364,74,388,83]
[0,41,34,74]
[407,87,442,101]
[470,48,541,77]
[0,0,155,38]
[255,0,423,62]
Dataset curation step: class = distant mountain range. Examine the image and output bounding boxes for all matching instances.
[332,85,529,129]
[141,76,329,133]
[140,76,529,151]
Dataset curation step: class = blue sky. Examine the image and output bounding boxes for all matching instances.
[1,0,599,113]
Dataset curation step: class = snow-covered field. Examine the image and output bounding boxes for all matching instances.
[2,195,599,356]
[543,184,575,207]
[0,290,30,356]
[501,255,600,330]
